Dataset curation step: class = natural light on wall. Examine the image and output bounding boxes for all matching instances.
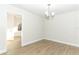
[7,26,18,40]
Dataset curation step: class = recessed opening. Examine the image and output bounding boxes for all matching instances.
[6,13,22,52]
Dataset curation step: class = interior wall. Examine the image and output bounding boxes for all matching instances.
[0,5,7,53]
[6,5,45,46]
[22,12,45,46]
[45,10,79,46]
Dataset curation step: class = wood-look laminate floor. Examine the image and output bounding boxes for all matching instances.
[2,36,79,55]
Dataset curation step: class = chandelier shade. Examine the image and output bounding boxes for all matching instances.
[45,3,55,18]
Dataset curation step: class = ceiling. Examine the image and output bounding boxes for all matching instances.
[12,3,79,17]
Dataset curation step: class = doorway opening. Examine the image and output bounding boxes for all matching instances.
[6,13,22,52]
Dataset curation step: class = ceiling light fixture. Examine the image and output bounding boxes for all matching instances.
[52,12,55,16]
[45,3,55,19]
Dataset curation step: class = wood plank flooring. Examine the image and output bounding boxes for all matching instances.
[2,36,79,55]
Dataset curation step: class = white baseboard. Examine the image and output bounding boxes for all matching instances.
[45,38,79,47]
[21,38,43,47]
[21,38,79,48]
[0,49,7,54]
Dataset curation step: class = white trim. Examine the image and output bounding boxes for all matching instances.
[21,38,79,48]
[22,38,43,47]
[0,49,7,54]
[45,38,79,47]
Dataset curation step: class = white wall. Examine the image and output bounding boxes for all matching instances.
[0,5,45,53]
[45,11,79,46]
[22,11,45,46]
[0,5,7,53]
[6,5,45,46]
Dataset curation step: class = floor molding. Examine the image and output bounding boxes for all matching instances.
[22,38,79,48]
[46,38,79,48]
[22,38,43,47]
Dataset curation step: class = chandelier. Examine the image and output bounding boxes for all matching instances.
[45,3,55,18]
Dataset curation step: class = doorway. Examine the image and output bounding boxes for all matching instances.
[7,13,22,52]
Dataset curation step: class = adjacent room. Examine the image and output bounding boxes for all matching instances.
[0,1,79,55]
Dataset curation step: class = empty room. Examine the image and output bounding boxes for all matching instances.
[0,1,79,55]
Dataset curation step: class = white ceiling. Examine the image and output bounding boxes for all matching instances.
[13,4,79,17]
[13,4,54,17]
[55,4,79,14]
